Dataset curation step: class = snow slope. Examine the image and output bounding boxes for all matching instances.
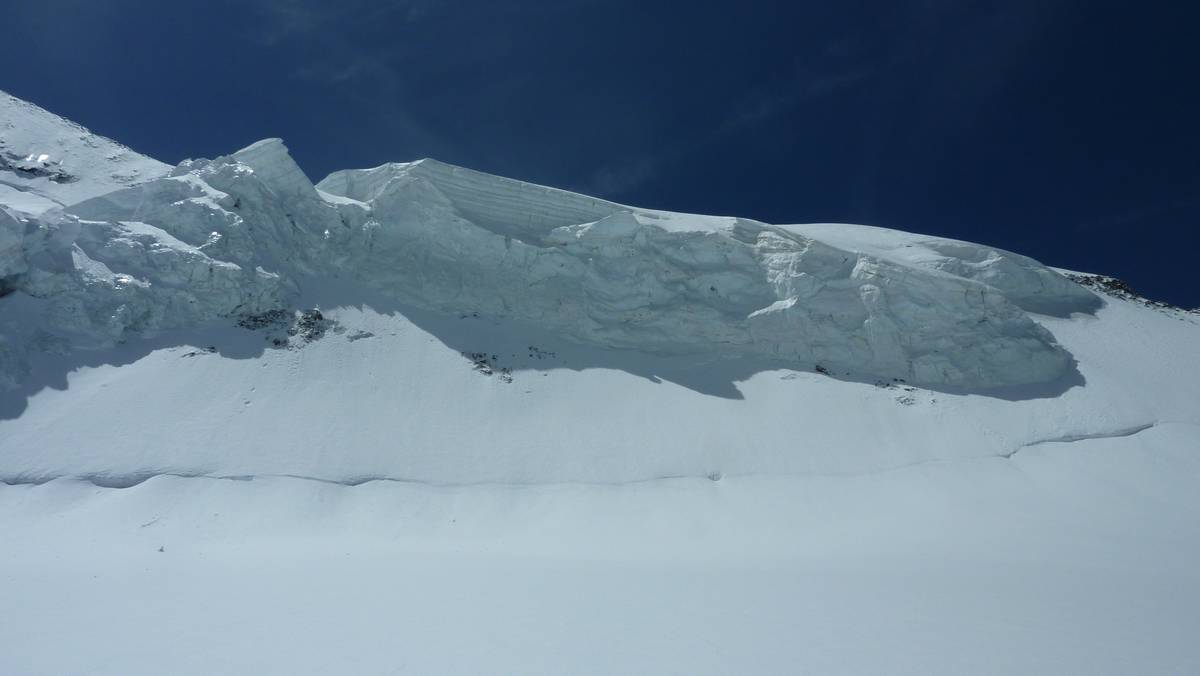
[1,283,1196,484]
[1,92,1199,676]
[0,90,169,214]
[3,435,1198,676]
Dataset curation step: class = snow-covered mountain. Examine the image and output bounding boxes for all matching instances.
[8,133,1101,392]
[1,90,1198,676]
[0,92,169,215]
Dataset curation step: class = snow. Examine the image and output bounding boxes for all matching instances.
[1,91,1199,675]
[784,222,1102,316]
[0,182,59,216]
[4,134,1102,390]
[0,90,170,213]
[1,433,1198,675]
[2,285,1197,484]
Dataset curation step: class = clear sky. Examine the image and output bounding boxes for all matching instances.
[3,0,1196,306]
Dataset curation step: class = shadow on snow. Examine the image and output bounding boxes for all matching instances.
[0,279,1086,421]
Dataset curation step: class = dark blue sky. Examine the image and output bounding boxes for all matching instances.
[3,1,1196,306]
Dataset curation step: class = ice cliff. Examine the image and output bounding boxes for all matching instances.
[0,91,1103,391]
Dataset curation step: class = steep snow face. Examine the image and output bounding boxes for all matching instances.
[231,138,318,201]
[0,92,1103,391]
[320,158,622,241]
[0,141,302,387]
[315,158,1093,387]
[0,90,170,214]
[0,206,26,281]
[0,129,1101,390]
[786,223,1102,317]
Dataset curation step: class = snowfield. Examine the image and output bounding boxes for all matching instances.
[1,90,1198,675]
[1,285,1196,485]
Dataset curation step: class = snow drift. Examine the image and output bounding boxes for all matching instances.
[1,90,1102,392]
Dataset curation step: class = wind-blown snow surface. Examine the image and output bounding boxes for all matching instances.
[2,92,1199,675]
[0,92,169,214]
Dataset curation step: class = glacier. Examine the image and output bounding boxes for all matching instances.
[2,100,1102,393]
[3,91,1200,676]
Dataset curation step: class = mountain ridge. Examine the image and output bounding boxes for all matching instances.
[2,99,1106,394]
[1,91,1197,488]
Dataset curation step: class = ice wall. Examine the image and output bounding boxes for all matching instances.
[1,137,1101,390]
